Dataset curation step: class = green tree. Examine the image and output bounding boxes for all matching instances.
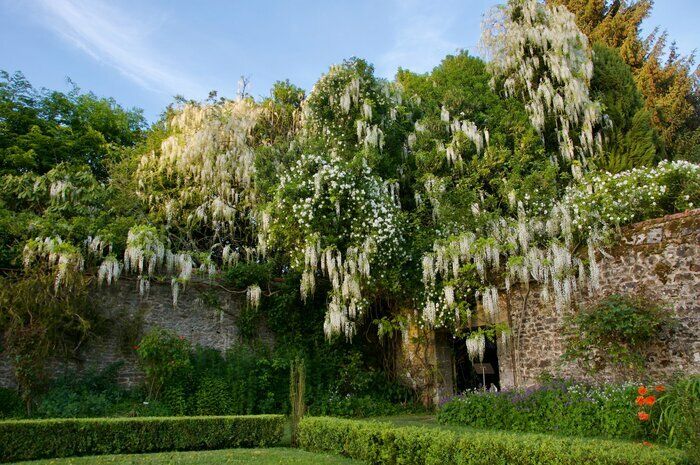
[590,43,662,171]
[0,71,146,178]
[547,0,699,159]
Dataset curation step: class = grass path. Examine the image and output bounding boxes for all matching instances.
[8,448,361,465]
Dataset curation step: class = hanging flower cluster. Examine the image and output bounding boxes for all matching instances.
[48,179,73,201]
[421,194,605,328]
[466,332,487,362]
[301,58,404,155]
[482,0,607,173]
[123,225,166,295]
[22,237,85,291]
[443,115,490,166]
[97,255,122,287]
[136,98,263,250]
[273,152,403,339]
[246,284,262,309]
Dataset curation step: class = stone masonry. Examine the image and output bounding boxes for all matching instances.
[497,209,700,387]
[0,278,251,388]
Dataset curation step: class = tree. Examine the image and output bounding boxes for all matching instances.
[0,71,146,178]
[547,0,700,159]
[590,43,662,171]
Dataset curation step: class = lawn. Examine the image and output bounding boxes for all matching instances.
[7,448,362,465]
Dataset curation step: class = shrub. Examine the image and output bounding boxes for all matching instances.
[0,415,284,463]
[298,417,690,465]
[35,363,131,418]
[135,327,191,400]
[438,381,643,440]
[563,293,675,379]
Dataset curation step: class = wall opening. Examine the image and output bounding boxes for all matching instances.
[453,329,500,392]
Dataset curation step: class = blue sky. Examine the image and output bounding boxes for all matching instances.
[1,0,697,122]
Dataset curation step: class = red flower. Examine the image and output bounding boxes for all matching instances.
[642,441,653,447]
[654,385,665,393]
[635,396,646,406]
[638,386,648,396]
[638,412,650,421]
[133,345,140,350]
[644,396,656,406]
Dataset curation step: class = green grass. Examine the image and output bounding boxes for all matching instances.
[7,448,362,465]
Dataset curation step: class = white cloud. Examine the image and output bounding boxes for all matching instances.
[377,0,465,78]
[34,0,203,98]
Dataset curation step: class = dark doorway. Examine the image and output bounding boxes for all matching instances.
[453,330,500,392]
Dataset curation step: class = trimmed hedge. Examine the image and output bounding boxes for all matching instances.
[298,417,691,465]
[0,415,284,463]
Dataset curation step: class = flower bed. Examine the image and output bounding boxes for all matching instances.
[438,382,643,440]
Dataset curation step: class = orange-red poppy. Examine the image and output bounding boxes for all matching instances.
[638,386,648,396]
[654,385,665,392]
[638,412,650,421]
[635,396,646,406]
[644,396,656,406]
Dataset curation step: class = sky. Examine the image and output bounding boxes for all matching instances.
[1,0,698,122]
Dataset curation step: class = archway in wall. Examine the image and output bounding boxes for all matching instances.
[453,329,500,392]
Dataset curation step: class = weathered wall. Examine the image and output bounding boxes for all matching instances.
[498,209,700,387]
[0,279,253,388]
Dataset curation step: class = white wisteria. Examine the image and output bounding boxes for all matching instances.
[466,332,486,362]
[49,179,73,201]
[136,98,263,247]
[482,0,607,173]
[22,237,85,291]
[275,151,402,340]
[97,255,122,287]
[247,284,262,309]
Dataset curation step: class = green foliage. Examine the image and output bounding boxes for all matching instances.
[298,416,690,465]
[34,363,132,418]
[220,265,421,418]
[653,376,700,456]
[0,415,285,463]
[0,270,96,413]
[590,44,662,172]
[563,294,675,376]
[135,328,192,400]
[148,341,417,418]
[0,70,146,178]
[438,381,643,440]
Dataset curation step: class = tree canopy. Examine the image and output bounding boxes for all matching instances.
[1,0,698,361]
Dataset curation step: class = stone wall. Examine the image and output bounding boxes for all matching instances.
[498,209,700,387]
[0,278,253,388]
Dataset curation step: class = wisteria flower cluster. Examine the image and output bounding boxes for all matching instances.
[483,0,608,173]
[273,152,403,339]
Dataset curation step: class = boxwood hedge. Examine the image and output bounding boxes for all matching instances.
[0,415,284,463]
[298,417,690,465]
